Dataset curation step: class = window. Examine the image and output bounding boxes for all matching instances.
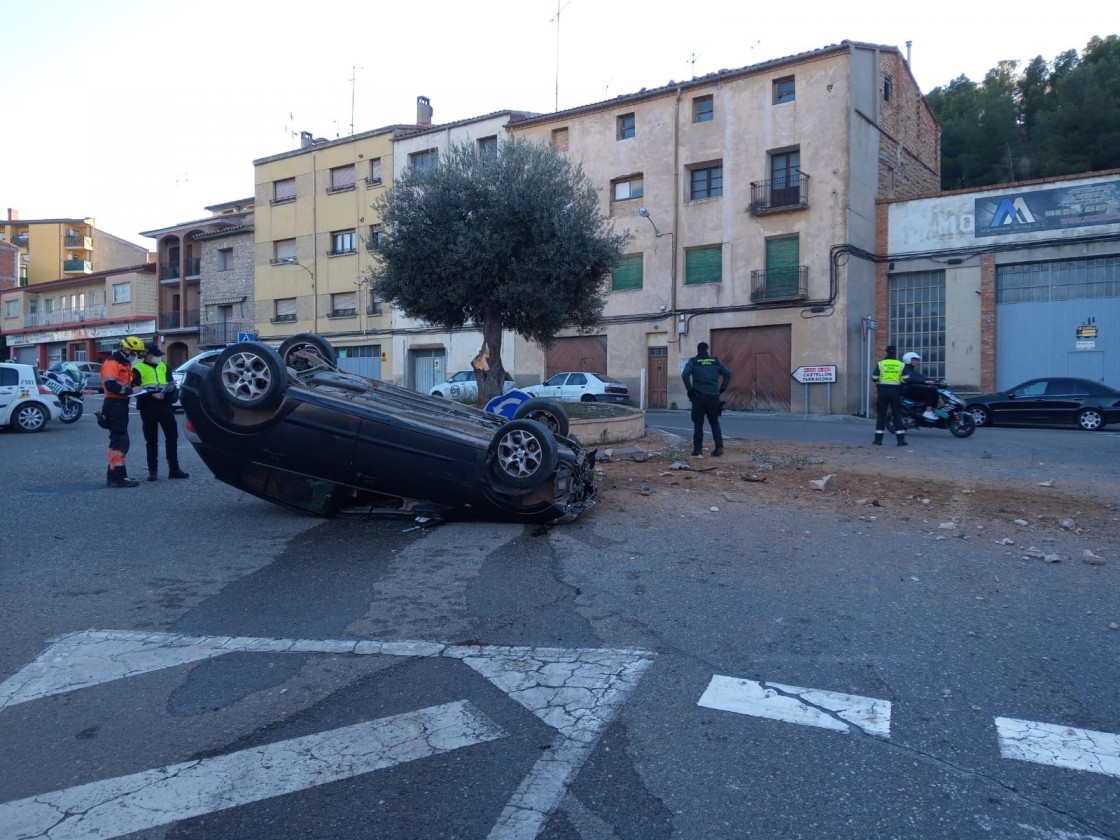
[685,245,722,285]
[44,298,54,313]
[273,178,296,204]
[410,149,438,172]
[329,165,356,193]
[329,230,356,256]
[367,224,383,250]
[217,248,233,271]
[883,74,893,103]
[273,298,297,323]
[889,270,946,379]
[611,254,643,291]
[551,127,569,152]
[272,238,296,264]
[617,113,635,140]
[770,150,801,207]
[693,95,714,123]
[330,291,357,318]
[762,236,803,299]
[112,282,131,304]
[477,136,498,158]
[612,175,644,202]
[689,163,723,200]
[367,158,382,185]
[4,300,17,318]
[773,76,795,104]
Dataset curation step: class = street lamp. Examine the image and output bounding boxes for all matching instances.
[638,207,672,239]
[280,258,317,332]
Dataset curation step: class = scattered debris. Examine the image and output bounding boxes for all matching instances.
[996,537,1015,545]
[740,474,767,483]
[809,474,835,491]
[709,506,720,512]
[1022,547,1061,563]
[939,522,958,530]
[1083,550,1107,566]
[856,498,882,507]
[1013,519,1029,527]
[1037,479,1055,487]
[1059,518,1076,530]
[722,492,751,503]
[1109,622,1119,630]
[639,483,652,496]
[668,462,692,471]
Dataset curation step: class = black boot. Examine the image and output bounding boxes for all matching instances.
[148,469,158,482]
[168,467,190,479]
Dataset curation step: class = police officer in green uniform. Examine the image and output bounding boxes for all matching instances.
[681,341,732,457]
[871,344,908,446]
[132,343,189,481]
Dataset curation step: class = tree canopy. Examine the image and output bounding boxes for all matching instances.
[371,138,629,402]
[928,35,1120,189]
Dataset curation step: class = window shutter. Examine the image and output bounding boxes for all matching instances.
[276,298,296,317]
[274,178,296,200]
[275,239,296,261]
[612,254,643,291]
[685,246,722,285]
[332,291,357,310]
[765,237,800,295]
[331,165,355,189]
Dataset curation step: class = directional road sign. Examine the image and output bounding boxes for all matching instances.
[791,365,837,384]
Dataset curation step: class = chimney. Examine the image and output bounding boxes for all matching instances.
[416,96,433,126]
[300,131,314,149]
[7,208,18,221]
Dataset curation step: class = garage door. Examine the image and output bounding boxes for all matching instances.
[544,336,607,379]
[711,324,792,412]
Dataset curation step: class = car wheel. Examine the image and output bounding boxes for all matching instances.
[1077,408,1105,431]
[214,342,286,411]
[431,391,446,398]
[12,402,48,432]
[948,411,976,438]
[490,419,559,490]
[278,333,337,372]
[514,398,570,438]
[968,406,991,427]
[58,398,84,424]
[580,394,596,403]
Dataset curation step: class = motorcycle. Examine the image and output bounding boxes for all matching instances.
[42,362,89,424]
[887,378,976,438]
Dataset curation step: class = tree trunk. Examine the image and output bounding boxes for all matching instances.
[474,313,507,405]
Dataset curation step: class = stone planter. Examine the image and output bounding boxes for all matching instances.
[567,405,645,446]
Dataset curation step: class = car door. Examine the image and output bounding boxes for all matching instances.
[563,373,589,400]
[536,373,569,400]
[0,365,18,422]
[1041,378,1087,426]
[993,379,1048,425]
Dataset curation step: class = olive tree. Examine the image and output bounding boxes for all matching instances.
[370,138,629,403]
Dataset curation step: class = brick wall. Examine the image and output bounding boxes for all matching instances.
[0,242,17,289]
[877,51,940,200]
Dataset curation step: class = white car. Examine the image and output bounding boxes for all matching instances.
[522,371,631,405]
[430,369,517,401]
[0,362,63,432]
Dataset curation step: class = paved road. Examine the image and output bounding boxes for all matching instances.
[1,402,1117,839]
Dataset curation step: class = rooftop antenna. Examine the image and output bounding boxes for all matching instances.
[689,51,701,79]
[551,0,570,111]
[350,66,363,136]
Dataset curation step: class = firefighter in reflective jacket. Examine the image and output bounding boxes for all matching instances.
[871,344,907,447]
[101,336,146,487]
[132,342,189,481]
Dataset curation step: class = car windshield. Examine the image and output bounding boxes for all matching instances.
[449,371,473,382]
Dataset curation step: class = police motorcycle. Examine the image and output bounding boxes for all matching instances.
[887,377,976,438]
[42,362,89,424]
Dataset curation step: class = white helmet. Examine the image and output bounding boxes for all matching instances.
[902,352,921,364]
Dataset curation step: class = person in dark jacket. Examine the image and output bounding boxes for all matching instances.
[132,343,189,481]
[681,341,731,457]
[901,352,940,421]
[101,336,146,487]
[871,344,908,446]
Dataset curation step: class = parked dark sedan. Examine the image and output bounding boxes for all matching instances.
[965,377,1120,431]
[178,334,597,524]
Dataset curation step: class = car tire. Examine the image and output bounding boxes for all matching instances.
[278,333,337,372]
[11,402,49,433]
[968,406,991,427]
[490,419,559,490]
[513,398,570,438]
[1077,408,1105,431]
[214,342,287,411]
[580,394,596,403]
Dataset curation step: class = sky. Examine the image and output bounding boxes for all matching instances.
[0,0,1110,248]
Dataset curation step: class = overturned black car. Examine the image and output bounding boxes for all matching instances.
[178,334,597,524]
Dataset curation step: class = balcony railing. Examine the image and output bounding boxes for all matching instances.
[328,308,357,318]
[64,234,91,248]
[160,263,180,281]
[749,266,808,302]
[158,309,200,330]
[201,323,253,347]
[12,234,29,246]
[63,259,92,273]
[185,258,202,279]
[25,305,108,327]
[748,172,810,214]
[326,247,357,257]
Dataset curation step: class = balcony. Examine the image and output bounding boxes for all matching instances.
[64,234,92,249]
[63,259,92,273]
[158,309,200,331]
[26,305,107,327]
[748,172,810,214]
[326,247,357,257]
[201,323,253,347]
[328,308,357,319]
[12,234,29,247]
[749,267,808,302]
[185,258,202,280]
[160,263,180,282]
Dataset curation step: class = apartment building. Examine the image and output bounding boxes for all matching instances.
[510,41,939,414]
[140,199,255,367]
[1,263,158,367]
[1,209,149,287]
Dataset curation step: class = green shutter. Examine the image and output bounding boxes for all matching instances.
[685,245,722,285]
[611,254,643,291]
[765,237,800,296]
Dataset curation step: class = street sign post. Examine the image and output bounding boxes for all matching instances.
[237,332,256,342]
[791,365,837,384]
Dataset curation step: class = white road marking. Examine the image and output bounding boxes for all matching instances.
[0,700,503,840]
[698,675,891,737]
[0,630,654,840]
[1017,825,1108,840]
[996,717,1120,778]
